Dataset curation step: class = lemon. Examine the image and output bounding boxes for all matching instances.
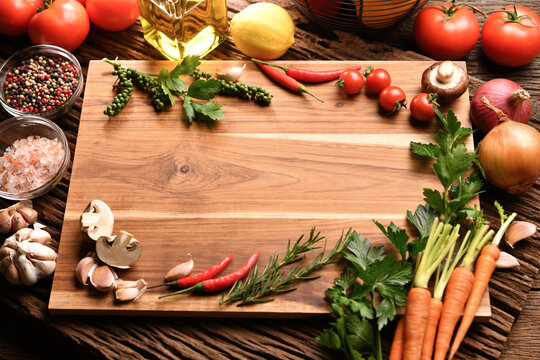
[230,3,295,60]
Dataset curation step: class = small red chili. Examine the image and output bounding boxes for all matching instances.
[252,58,361,84]
[254,62,323,103]
[159,250,260,298]
[149,253,234,289]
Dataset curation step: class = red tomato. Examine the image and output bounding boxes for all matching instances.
[336,69,364,95]
[481,5,540,67]
[379,86,407,113]
[365,68,391,94]
[413,2,479,60]
[0,0,41,36]
[28,0,90,52]
[86,0,139,32]
[410,93,439,122]
[76,0,86,5]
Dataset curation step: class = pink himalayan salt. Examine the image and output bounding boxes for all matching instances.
[0,135,65,193]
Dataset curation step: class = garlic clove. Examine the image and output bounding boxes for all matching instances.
[115,278,147,302]
[90,264,117,292]
[15,250,39,286]
[30,259,57,278]
[0,210,12,233]
[9,209,28,232]
[0,245,16,260]
[164,254,194,281]
[216,64,246,82]
[505,221,537,248]
[495,252,520,269]
[0,254,21,285]
[75,256,97,285]
[18,207,38,224]
[17,241,57,261]
[15,228,33,241]
[29,229,52,246]
[3,235,18,250]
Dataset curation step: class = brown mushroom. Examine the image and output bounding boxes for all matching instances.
[80,200,114,242]
[421,61,469,103]
[96,230,142,269]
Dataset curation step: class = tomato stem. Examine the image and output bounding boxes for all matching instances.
[493,6,539,28]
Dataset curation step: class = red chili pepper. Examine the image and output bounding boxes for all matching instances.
[254,62,324,103]
[149,253,234,289]
[252,58,361,84]
[159,250,260,298]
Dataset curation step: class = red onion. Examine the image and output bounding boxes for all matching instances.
[478,101,540,194]
[471,79,531,133]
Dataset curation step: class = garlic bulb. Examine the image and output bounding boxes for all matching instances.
[0,228,56,286]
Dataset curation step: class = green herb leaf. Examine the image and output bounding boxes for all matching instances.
[158,68,170,82]
[191,100,225,121]
[182,96,196,124]
[407,203,438,241]
[373,221,408,260]
[407,237,427,259]
[449,170,484,199]
[165,77,187,93]
[342,233,385,271]
[433,143,475,188]
[345,315,376,354]
[171,55,201,77]
[187,78,221,100]
[423,188,445,214]
[410,142,439,159]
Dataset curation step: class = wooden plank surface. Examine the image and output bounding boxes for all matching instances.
[0,0,538,358]
[49,60,488,316]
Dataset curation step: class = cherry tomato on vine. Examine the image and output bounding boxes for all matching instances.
[379,86,407,113]
[0,0,41,36]
[364,67,391,94]
[86,0,139,32]
[413,2,479,60]
[481,5,540,67]
[28,0,90,52]
[336,68,364,95]
[410,93,439,122]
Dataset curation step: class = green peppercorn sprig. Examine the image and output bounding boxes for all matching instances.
[193,69,272,106]
[103,56,272,124]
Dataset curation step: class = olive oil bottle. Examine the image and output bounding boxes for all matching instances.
[137,0,228,61]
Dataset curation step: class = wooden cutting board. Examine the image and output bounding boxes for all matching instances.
[48,60,489,317]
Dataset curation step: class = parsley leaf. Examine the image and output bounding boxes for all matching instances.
[373,221,408,261]
[410,141,439,159]
[171,55,201,77]
[342,233,385,271]
[187,78,221,100]
[407,203,438,241]
[423,188,445,214]
[183,96,225,124]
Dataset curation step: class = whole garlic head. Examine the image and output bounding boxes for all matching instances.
[0,228,56,286]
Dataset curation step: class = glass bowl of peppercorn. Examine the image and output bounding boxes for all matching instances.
[0,45,84,120]
[0,115,70,200]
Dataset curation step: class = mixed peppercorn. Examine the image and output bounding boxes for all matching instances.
[3,55,79,113]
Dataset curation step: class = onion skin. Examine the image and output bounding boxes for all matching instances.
[479,121,540,194]
[471,79,531,134]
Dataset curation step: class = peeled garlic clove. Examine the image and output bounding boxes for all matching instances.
[115,278,147,302]
[90,265,117,292]
[0,210,12,233]
[18,207,38,224]
[15,251,39,286]
[216,64,246,82]
[9,209,28,232]
[496,252,520,269]
[164,254,193,281]
[75,256,97,285]
[17,241,57,261]
[29,229,52,246]
[506,221,537,248]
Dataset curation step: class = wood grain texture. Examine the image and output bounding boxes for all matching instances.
[0,0,538,358]
[48,60,488,317]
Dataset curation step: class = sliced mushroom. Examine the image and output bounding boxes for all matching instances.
[96,230,142,269]
[421,61,469,103]
[80,200,114,242]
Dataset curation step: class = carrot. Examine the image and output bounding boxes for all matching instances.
[402,219,461,360]
[404,287,432,360]
[433,224,493,360]
[420,297,442,360]
[448,205,517,359]
[389,317,405,360]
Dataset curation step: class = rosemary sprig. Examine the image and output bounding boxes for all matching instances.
[221,228,353,305]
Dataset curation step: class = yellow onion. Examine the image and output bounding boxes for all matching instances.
[479,118,540,194]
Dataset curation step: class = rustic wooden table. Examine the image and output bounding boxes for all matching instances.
[0,0,538,359]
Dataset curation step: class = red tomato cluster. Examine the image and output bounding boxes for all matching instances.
[414,3,540,67]
[0,0,139,52]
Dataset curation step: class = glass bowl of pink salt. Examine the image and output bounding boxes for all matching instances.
[0,45,84,120]
[0,115,70,200]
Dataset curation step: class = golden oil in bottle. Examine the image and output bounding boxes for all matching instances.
[137,0,228,61]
